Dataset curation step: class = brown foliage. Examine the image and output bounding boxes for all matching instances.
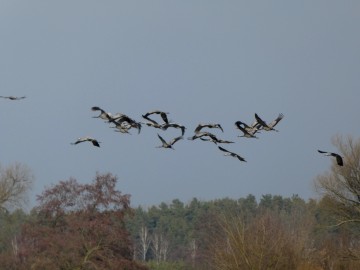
[12,173,148,270]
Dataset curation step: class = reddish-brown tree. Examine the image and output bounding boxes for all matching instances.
[14,173,148,270]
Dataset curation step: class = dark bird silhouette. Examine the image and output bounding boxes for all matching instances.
[141,115,164,129]
[255,113,284,132]
[111,114,141,134]
[235,121,259,139]
[71,136,101,147]
[162,123,186,136]
[194,123,224,134]
[91,106,112,121]
[143,110,169,124]
[318,150,343,166]
[187,131,216,141]
[200,137,234,144]
[0,96,26,100]
[218,146,246,162]
[195,132,233,145]
[110,122,132,134]
[156,134,183,149]
[236,120,261,133]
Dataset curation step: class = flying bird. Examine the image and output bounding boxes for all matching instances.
[143,110,170,124]
[194,123,224,134]
[111,114,142,134]
[200,137,234,144]
[318,150,343,166]
[156,134,183,149]
[110,122,132,134]
[235,121,259,139]
[91,106,112,121]
[71,137,101,147]
[141,115,164,129]
[0,96,26,100]
[254,113,284,132]
[188,131,216,141]
[162,123,186,136]
[218,146,246,162]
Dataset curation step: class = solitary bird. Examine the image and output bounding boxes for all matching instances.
[254,113,284,132]
[71,136,101,147]
[318,150,343,166]
[156,134,183,149]
[0,96,26,100]
[218,146,246,162]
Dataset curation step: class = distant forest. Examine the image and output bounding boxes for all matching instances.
[0,135,359,270]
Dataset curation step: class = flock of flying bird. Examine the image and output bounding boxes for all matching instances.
[70,105,287,163]
[2,96,344,166]
[70,106,345,166]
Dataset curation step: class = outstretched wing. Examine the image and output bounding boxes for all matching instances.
[160,112,169,124]
[194,124,205,134]
[235,153,247,162]
[335,155,343,166]
[170,136,183,145]
[254,113,269,128]
[157,134,167,144]
[268,113,284,128]
[91,106,105,112]
[218,146,230,153]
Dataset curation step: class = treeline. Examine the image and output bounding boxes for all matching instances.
[127,194,360,269]
[1,192,359,269]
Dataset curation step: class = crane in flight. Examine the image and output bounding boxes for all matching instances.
[194,123,224,134]
[218,146,246,162]
[235,121,259,139]
[143,110,170,124]
[254,113,284,132]
[71,136,101,147]
[0,96,26,100]
[162,123,186,136]
[156,134,183,149]
[91,106,112,121]
[318,150,344,166]
[141,114,164,129]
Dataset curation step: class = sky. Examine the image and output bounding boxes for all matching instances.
[0,1,359,209]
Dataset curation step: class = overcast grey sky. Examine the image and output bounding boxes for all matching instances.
[0,1,359,208]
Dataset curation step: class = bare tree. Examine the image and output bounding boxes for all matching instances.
[0,162,33,211]
[315,135,360,227]
[210,210,318,270]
